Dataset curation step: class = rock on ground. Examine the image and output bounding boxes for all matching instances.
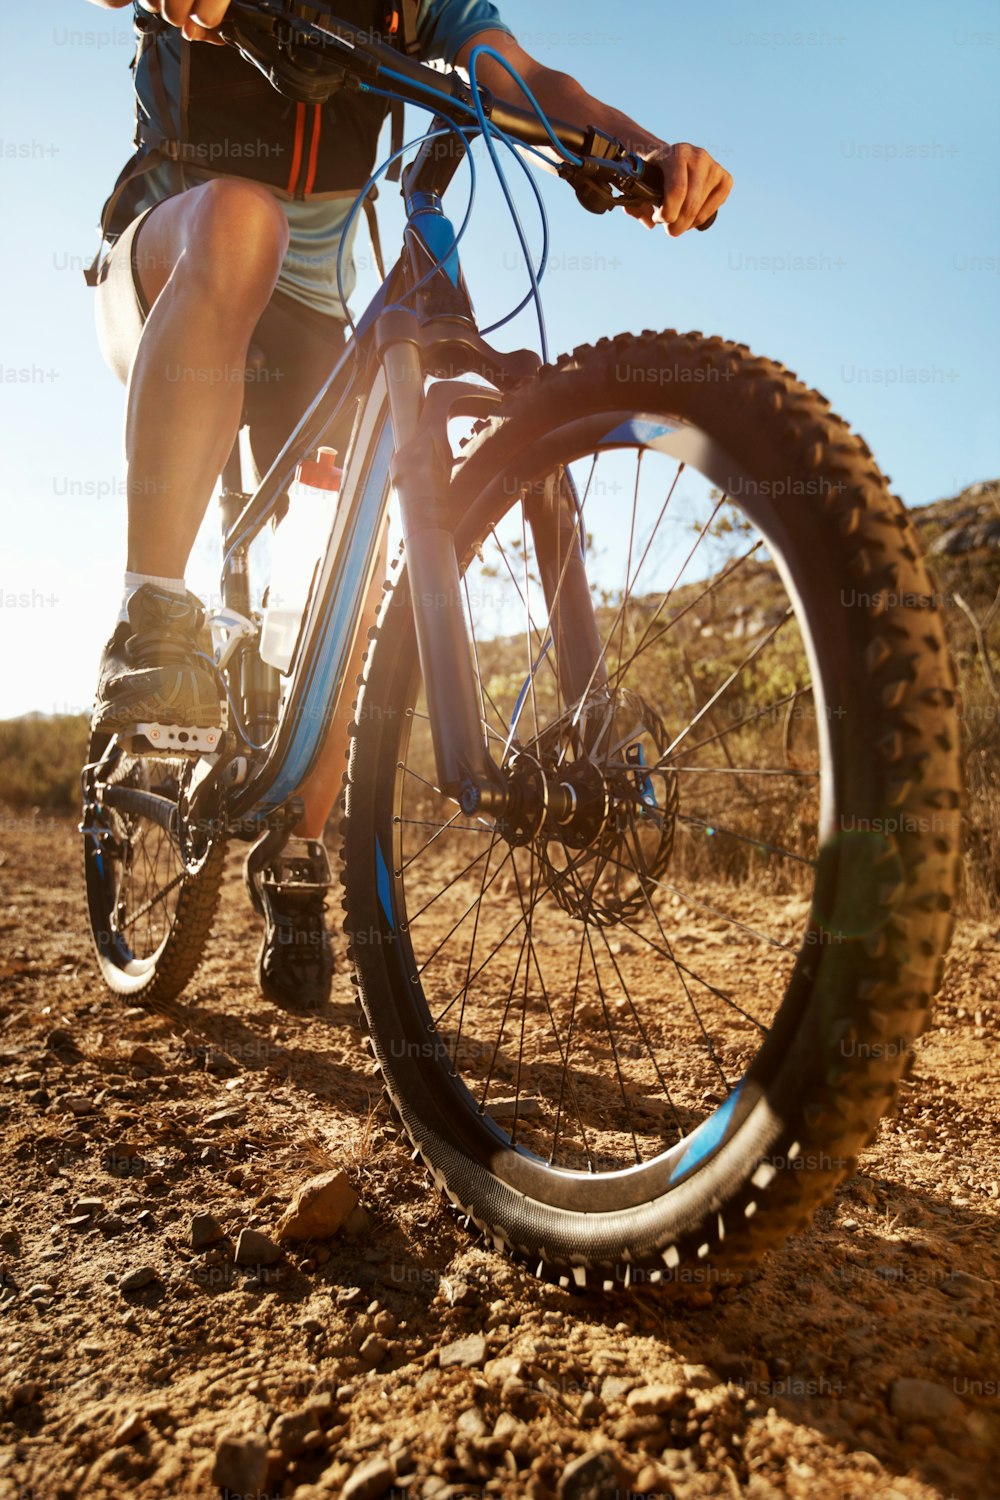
[275,1170,359,1243]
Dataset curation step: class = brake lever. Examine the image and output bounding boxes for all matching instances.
[561,131,718,231]
[628,158,717,231]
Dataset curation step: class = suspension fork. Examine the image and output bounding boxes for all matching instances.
[524,471,609,727]
[377,311,502,809]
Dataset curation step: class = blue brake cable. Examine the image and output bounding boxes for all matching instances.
[336,110,479,335]
[354,47,594,357]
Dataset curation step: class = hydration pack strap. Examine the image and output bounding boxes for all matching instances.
[397,0,420,55]
[84,144,164,288]
[363,188,387,282]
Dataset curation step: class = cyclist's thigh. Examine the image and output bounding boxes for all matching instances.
[95,179,288,384]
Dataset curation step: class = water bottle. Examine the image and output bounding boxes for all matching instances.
[259,446,342,673]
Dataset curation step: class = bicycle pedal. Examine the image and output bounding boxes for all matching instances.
[122,722,224,756]
[264,840,333,896]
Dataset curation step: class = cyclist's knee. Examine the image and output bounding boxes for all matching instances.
[186,179,290,307]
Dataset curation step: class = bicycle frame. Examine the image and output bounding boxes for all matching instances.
[209,139,601,839]
[174,0,680,842]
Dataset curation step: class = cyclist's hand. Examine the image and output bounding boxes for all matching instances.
[138,0,231,44]
[627,142,732,236]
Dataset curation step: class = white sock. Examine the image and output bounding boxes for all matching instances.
[119,571,187,624]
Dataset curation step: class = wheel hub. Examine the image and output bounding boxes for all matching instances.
[482,691,680,925]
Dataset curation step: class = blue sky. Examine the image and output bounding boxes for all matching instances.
[1,0,998,717]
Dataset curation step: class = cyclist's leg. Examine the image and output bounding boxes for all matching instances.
[98,177,290,578]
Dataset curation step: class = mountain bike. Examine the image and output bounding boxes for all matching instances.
[80,0,962,1289]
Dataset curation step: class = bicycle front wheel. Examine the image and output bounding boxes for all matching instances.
[341,330,961,1288]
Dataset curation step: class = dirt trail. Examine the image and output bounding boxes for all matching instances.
[0,812,997,1499]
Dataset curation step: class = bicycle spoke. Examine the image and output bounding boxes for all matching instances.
[418,846,515,980]
[400,806,483,872]
[664,607,794,758]
[614,535,764,685]
[450,827,501,1072]
[407,841,494,924]
[671,683,813,762]
[607,488,726,695]
[621,821,731,1097]
[666,765,819,779]
[676,811,815,868]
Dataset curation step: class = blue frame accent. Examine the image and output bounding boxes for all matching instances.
[668,1081,744,1183]
[375,838,395,930]
[254,415,395,816]
[408,192,461,288]
[600,417,678,447]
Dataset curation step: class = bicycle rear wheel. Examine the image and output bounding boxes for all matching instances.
[81,729,226,1004]
[341,330,961,1287]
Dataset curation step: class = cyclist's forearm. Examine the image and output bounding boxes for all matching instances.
[512,68,661,158]
[458,32,663,156]
[458,29,731,234]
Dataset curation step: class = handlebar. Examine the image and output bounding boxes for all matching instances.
[219,0,716,230]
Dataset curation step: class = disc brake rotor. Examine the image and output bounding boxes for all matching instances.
[530,689,679,926]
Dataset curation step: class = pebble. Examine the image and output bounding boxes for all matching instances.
[578,1391,603,1422]
[342,1204,372,1241]
[120,1266,158,1293]
[438,1333,487,1369]
[456,1407,488,1440]
[341,1456,396,1500]
[62,1095,96,1116]
[205,1047,238,1076]
[204,1107,247,1130]
[599,1375,633,1405]
[26,1283,53,1301]
[557,1449,625,1500]
[191,1212,225,1251]
[941,1270,994,1300]
[211,1433,269,1495]
[271,1407,321,1459]
[111,1412,146,1447]
[129,1045,164,1076]
[484,1355,522,1386]
[73,1197,104,1217]
[627,1382,682,1416]
[359,1333,389,1365]
[275,1170,359,1244]
[889,1378,966,1429]
[234,1229,282,1268]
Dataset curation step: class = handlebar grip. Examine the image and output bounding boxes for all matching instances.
[633,158,718,231]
